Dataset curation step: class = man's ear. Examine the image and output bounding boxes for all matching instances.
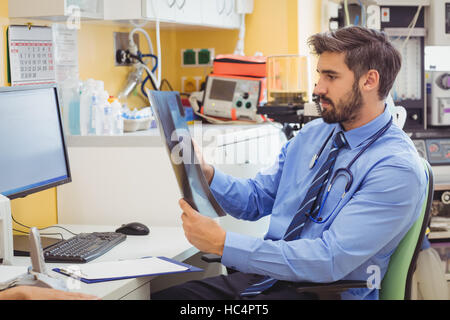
[360,69,380,92]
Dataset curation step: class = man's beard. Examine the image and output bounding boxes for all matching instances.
[319,81,363,124]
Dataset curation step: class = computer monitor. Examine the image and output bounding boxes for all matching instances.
[0,85,71,200]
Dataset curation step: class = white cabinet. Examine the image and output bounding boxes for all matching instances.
[201,0,240,29]
[143,0,176,22]
[8,0,240,29]
[142,0,202,25]
[201,0,224,26]
[223,0,240,28]
[143,0,240,28]
[104,0,143,21]
[8,0,104,21]
[174,0,202,25]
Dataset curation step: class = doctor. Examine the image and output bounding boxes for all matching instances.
[152,26,427,300]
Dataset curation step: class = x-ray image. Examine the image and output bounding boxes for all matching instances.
[147,90,226,218]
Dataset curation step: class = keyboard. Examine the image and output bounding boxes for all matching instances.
[43,232,127,263]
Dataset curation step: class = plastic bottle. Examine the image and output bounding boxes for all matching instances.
[95,90,109,135]
[90,81,103,135]
[79,79,96,136]
[69,82,82,135]
[109,97,124,135]
[104,99,113,135]
[60,76,81,135]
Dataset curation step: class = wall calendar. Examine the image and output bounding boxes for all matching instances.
[8,25,56,86]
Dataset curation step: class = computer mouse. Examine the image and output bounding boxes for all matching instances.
[115,222,150,236]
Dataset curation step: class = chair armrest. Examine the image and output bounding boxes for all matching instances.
[201,253,366,299]
[292,280,367,294]
[201,253,222,263]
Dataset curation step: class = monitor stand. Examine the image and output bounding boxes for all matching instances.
[0,194,13,265]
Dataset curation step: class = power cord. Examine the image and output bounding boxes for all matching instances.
[12,228,65,241]
[11,214,78,241]
[159,78,174,91]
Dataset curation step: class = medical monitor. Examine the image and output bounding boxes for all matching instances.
[0,85,71,200]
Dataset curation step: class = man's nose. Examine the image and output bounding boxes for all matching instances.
[313,82,327,97]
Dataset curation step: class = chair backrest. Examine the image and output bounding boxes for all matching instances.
[386,94,407,129]
[379,159,434,300]
[392,106,407,129]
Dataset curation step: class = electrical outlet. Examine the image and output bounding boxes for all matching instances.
[181,76,204,93]
[114,32,139,66]
[181,48,215,67]
[181,77,196,93]
[182,49,197,66]
[198,49,212,65]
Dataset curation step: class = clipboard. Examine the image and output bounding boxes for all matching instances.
[52,256,202,284]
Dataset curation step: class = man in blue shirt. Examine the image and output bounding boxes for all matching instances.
[152,26,427,300]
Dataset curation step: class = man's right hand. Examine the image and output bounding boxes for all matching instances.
[192,139,214,185]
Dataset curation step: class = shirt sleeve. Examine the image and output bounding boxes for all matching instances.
[209,139,291,221]
[221,159,427,282]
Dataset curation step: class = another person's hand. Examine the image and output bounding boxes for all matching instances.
[0,286,99,300]
[179,199,226,256]
[191,139,215,185]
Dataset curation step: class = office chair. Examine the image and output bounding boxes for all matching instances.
[202,158,434,300]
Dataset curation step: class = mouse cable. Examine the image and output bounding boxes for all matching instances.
[11,215,78,238]
[13,228,65,241]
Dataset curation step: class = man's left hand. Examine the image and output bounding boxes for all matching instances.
[179,199,226,256]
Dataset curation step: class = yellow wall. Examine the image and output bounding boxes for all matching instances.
[0,0,6,16]
[5,0,321,229]
[246,0,298,56]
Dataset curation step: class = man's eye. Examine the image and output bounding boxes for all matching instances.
[327,75,336,80]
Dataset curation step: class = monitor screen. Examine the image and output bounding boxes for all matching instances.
[0,85,71,199]
[210,79,236,101]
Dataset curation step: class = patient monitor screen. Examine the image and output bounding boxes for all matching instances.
[0,87,70,199]
[210,79,236,101]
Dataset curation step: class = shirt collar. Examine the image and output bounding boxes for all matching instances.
[336,105,392,150]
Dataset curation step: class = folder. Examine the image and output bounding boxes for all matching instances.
[52,256,202,284]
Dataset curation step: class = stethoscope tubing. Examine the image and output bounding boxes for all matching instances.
[307,117,393,224]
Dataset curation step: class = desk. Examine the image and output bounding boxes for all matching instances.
[11,225,199,300]
[57,124,285,233]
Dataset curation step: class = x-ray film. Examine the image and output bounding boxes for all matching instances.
[147,90,226,218]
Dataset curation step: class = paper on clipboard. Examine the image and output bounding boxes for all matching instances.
[53,257,199,283]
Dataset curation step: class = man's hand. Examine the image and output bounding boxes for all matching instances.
[192,139,215,185]
[0,286,99,300]
[179,199,226,256]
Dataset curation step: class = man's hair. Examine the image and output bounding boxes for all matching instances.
[308,26,402,100]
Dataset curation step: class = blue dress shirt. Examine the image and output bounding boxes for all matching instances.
[210,106,428,300]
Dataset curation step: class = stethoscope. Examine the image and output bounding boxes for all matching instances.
[306,117,393,224]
